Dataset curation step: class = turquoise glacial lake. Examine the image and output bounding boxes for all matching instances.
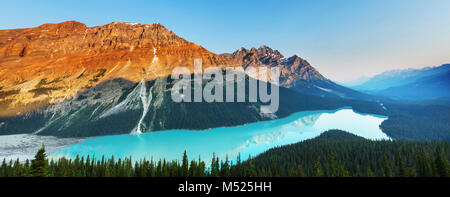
[52,107,390,163]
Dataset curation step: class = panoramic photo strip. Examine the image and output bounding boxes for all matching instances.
[0,0,449,195]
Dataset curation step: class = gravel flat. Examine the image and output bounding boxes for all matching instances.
[0,134,86,162]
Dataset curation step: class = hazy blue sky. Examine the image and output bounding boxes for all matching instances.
[1,0,449,81]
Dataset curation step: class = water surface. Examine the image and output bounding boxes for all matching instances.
[53,108,389,163]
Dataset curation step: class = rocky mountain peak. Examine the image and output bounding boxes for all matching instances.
[231,45,326,81]
[280,55,327,82]
[232,45,284,68]
[38,21,87,32]
[0,21,236,117]
[229,45,367,99]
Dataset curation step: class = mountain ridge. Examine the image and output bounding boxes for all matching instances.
[0,21,237,117]
[230,45,370,100]
[354,64,450,100]
[0,21,372,117]
[353,64,450,91]
[0,21,382,137]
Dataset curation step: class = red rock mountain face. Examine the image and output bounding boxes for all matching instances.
[0,21,237,117]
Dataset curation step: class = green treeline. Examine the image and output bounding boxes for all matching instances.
[0,130,449,177]
[380,104,450,141]
[251,130,449,177]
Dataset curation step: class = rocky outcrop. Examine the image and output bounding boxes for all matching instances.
[231,46,369,99]
[232,46,326,83]
[232,45,284,68]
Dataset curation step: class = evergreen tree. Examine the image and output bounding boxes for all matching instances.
[337,162,349,177]
[196,156,206,177]
[181,150,189,177]
[210,153,219,177]
[382,155,392,177]
[295,165,304,177]
[221,155,231,177]
[30,144,49,177]
[396,151,407,177]
[416,152,433,177]
[435,148,449,177]
[246,156,257,177]
[1,159,7,177]
[366,166,375,177]
[327,149,336,177]
[312,156,323,177]
[355,164,362,177]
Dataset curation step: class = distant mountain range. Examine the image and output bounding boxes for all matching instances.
[354,64,450,100]
[339,76,371,87]
[0,21,379,137]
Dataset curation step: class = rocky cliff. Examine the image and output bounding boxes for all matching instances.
[0,21,237,117]
[231,46,368,99]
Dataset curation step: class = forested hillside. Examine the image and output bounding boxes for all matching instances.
[250,130,449,177]
[381,103,450,141]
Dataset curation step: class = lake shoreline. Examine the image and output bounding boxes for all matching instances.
[51,108,389,165]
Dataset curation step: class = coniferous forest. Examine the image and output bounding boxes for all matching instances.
[0,130,448,177]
